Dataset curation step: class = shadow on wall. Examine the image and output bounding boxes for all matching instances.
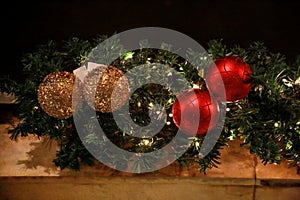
[17,139,59,175]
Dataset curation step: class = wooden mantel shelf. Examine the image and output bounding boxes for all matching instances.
[0,176,299,200]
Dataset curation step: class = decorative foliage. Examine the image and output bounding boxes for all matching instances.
[1,37,299,174]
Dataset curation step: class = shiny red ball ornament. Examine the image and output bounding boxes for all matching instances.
[172,89,220,136]
[205,55,252,102]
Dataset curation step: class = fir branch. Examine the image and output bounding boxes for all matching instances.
[3,36,299,173]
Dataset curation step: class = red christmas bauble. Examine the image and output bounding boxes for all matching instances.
[172,89,220,136]
[205,55,252,102]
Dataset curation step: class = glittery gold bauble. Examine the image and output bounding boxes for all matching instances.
[38,71,83,119]
[83,66,129,113]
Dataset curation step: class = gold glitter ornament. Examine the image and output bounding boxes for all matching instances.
[83,65,129,113]
[38,71,83,119]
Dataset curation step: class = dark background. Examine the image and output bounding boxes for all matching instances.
[2,0,300,77]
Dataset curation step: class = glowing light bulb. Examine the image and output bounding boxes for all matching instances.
[123,52,134,60]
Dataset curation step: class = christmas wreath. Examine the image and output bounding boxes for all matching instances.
[1,36,299,174]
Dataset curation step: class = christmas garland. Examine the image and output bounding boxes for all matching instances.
[1,36,299,173]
